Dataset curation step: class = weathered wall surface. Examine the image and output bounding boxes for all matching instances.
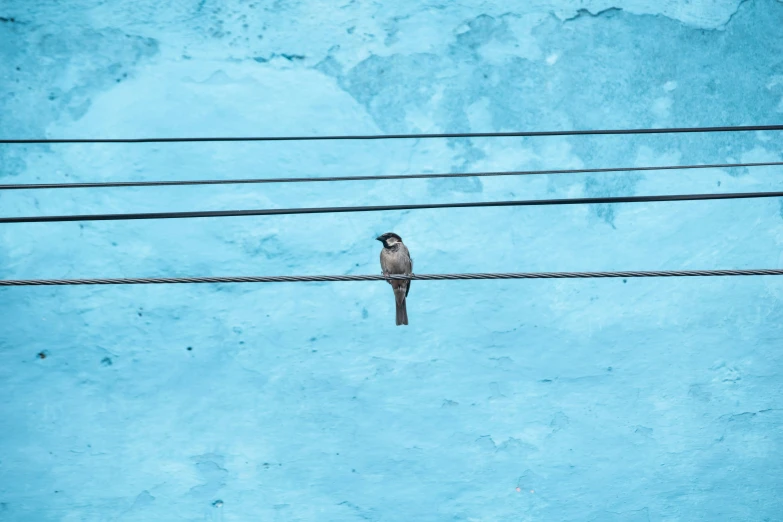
[1,1,782,520]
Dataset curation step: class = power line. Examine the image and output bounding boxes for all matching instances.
[2,190,783,224]
[2,160,782,191]
[1,124,781,144]
[2,268,783,286]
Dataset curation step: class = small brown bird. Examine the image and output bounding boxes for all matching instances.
[376,232,413,326]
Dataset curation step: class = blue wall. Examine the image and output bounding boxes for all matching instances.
[1,1,783,520]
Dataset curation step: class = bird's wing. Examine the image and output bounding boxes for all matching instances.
[406,251,413,297]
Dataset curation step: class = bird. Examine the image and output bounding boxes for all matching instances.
[376,232,413,326]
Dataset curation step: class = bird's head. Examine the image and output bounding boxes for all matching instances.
[376,232,403,248]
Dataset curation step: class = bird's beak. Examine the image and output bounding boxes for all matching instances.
[375,236,384,242]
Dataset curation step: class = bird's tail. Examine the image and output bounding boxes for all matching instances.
[395,295,408,326]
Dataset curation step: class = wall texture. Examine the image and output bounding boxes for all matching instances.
[1,1,783,520]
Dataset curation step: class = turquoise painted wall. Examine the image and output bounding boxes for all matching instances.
[1,1,782,520]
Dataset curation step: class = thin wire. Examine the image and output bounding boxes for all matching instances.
[1,124,782,144]
[2,269,783,286]
[2,160,782,190]
[2,190,783,224]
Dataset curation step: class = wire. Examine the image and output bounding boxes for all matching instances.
[1,124,782,144]
[2,190,783,224]
[2,160,782,191]
[2,268,782,286]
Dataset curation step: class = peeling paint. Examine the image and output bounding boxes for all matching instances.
[1,0,782,520]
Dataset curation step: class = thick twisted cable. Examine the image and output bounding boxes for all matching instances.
[2,160,782,190]
[2,269,783,286]
[1,124,782,144]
